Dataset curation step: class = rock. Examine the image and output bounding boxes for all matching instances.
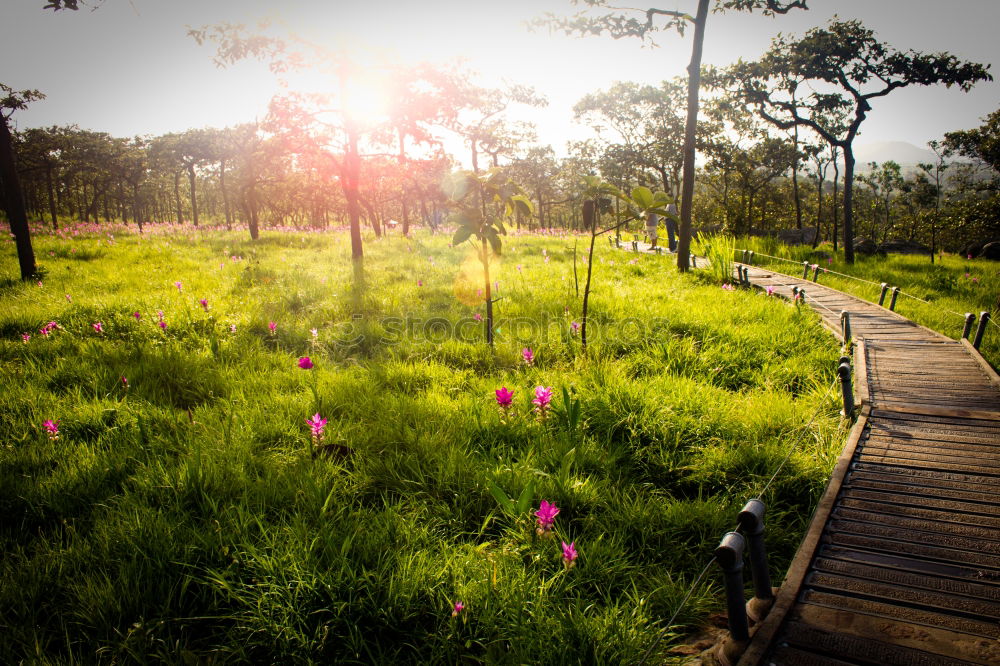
[877,238,931,255]
[853,237,880,255]
[962,242,984,259]
[981,241,1000,260]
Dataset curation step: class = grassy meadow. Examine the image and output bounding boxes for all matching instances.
[721,236,1000,367]
[1,225,845,664]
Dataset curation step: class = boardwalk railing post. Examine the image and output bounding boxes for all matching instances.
[812,264,820,282]
[742,249,749,263]
[878,283,889,306]
[691,254,697,268]
[748,250,754,266]
[738,499,775,623]
[838,359,854,416]
[962,313,975,339]
[798,288,806,304]
[889,287,900,311]
[632,240,639,252]
[841,311,852,344]
[802,261,810,279]
[715,532,750,665]
[973,311,990,350]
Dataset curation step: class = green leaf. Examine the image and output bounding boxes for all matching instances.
[487,229,503,256]
[452,226,473,246]
[487,479,514,516]
[631,186,654,209]
[515,479,537,516]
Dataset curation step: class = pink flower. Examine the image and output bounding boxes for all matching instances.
[474,313,483,322]
[157,310,164,321]
[199,298,209,311]
[306,413,327,443]
[133,312,141,321]
[65,294,72,302]
[268,321,277,334]
[417,279,423,287]
[827,257,833,265]
[766,285,775,296]
[451,602,464,617]
[310,328,319,339]
[174,281,183,292]
[22,332,30,343]
[561,541,578,568]
[42,419,60,440]
[158,320,167,330]
[968,253,973,260]
[522,347,534,365]
[121,376,128,388]
[570,321,580,334]
[544,256,550,264]
[229,324,237,333]
[517,264,522,272]
[298,356,314,370]
[721,283,734,291]
[92,322,103,334]
[495,386,514,410]
[532,385,553,419]
[37,281,43,288]
[535,500,560,536]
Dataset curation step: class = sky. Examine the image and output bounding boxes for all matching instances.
[3,0,999,164]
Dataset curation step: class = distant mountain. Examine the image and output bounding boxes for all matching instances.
[853,141,936,167]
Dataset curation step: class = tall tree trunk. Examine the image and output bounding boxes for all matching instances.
[174,171,183,224]
[220,158,232,229]
[842,144,856,263]
[792,124,802,230]
[832,147,840,252]
[344,125,364,262]
[246,186,259,240]
[580,199,598,354]
[132,182,143,233]
[676,0,710,272]
[0,116,37,280]
[187,163,199,226]
[813,171,823,247]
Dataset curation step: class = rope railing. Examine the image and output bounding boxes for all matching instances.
[637,375,840,665]
[735,248,988,332]
[735,263,843,320]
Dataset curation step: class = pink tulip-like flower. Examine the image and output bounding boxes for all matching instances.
[311,328,319,339]
[92,322,103,334]
[766,285,775,296]
[522,347,534,365]
[477,289,483,297]
[157,310,164,321]
[133,312,141,321]
[721,283,734,291]
[532,385,553,419]
[561,541,578,568]
[37,281,43,288]
[517,264,522,272]
[229,324,237,333]
[452,602,465,617]
[199,299,209,311]
[306,413,327,443]
[417,279,423,287]
[22,332,30,343]
[474,313,483,322]
[827,257,833,265]
[570,321,580,334]
[174,281,183,292]
[121,376,128,388]
[544,256,550,264]
[42,419,60,440]
[496,384,514,404]
[298,356,314,370]
[535,500,560,536]
[65,294,72,302]
[158,320,167,330]
[968,253,973,260]
[268,321,277,334]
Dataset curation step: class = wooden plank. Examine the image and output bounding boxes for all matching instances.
[867,402,1000,420]
[736,408,871,666]
[962,337,1000,389]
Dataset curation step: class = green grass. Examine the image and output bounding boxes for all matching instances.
[724,236,1000,368]
[1,226,844,664]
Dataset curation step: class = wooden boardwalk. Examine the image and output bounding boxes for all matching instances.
[736,265,1000,666]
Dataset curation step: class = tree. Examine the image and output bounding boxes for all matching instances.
[717,19,991,262]
[541,0,807,271]
[1,83,44,280]
[858,160,903,243]
[944,108,1000,174]
[917,141,951,263]
[446,170,533,346]
[448,81,546,174]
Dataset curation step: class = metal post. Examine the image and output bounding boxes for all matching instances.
[738,499,774,623]
[841,311,852,344]
[715,532,750,644]
[632,240,638,252]
[691,254,697,268]
[802,261,810,279]
[838,360,854,416]
[962,313,975,339]
[973,311,990,350]
[889,287,900,311]
[812,264,820,282]
[742,249,749,263]
[748,251,754,266]
[878,283,889,306]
